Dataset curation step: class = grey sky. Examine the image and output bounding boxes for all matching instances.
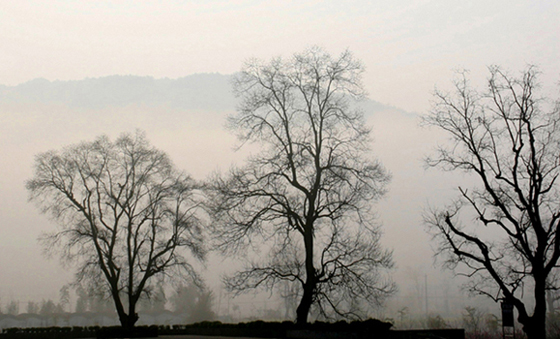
[1,1,558,113]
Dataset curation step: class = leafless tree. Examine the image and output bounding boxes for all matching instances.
[208,47,395,324]
[27,131,205,329]
[424,66,560,339]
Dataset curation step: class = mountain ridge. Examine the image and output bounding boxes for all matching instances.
[0,73,415,118]
[0,73,236,111]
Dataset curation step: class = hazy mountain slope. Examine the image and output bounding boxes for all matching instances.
[0,73,236,111]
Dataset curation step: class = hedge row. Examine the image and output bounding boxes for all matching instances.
[161,319,393,338]
[1,326,98,339]
[0,319,464,339]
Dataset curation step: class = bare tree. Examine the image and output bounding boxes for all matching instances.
[208,47,395,324]
[27,131,205,329]
[424,66,560,339]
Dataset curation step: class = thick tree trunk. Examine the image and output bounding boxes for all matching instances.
[111,288,139,330]
[124,296,139,329]
[109,284,134,329]
[296,283,314,325]
[519,279,547,339]
[296,227,316,325]
[521,315,546,339]
[122,313,139,330]
[116,306,138,330]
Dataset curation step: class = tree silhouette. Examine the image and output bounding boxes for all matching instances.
[208,47,395,324]
[27,131,205,329]
[424,66,560,339]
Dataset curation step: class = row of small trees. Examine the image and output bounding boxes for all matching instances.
[0,283,213,319]
[0,299,64,316]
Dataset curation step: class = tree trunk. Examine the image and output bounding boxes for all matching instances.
[521,273,547,339]
[115,306,138,330]
[109,283,135,329]
[111,289,139,329]
[521,315,546,339]
[296,227,316,325]
[124,296,139,330]
[519,282,547,339]
[296,282,314,325]
[122,313,139,330]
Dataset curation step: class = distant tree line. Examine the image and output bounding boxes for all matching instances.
[0,282,214,322]
[0,299,64,316]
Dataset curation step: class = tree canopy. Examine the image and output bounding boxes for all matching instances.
[424,66,560,339]
[27,131,205,329]
[208,47,395,324]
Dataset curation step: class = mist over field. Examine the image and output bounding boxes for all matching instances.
[0,73,490,324]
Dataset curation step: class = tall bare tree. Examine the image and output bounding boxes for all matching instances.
[208,47,395,324]
[27,131,204,329]
[424,66,560,339]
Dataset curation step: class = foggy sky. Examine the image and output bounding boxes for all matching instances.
[0,0,558,318]
[1,1,558,113]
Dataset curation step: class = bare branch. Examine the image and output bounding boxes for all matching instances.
[208,47,393,324]
[424,66,560,338]
[27,131,205,329]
